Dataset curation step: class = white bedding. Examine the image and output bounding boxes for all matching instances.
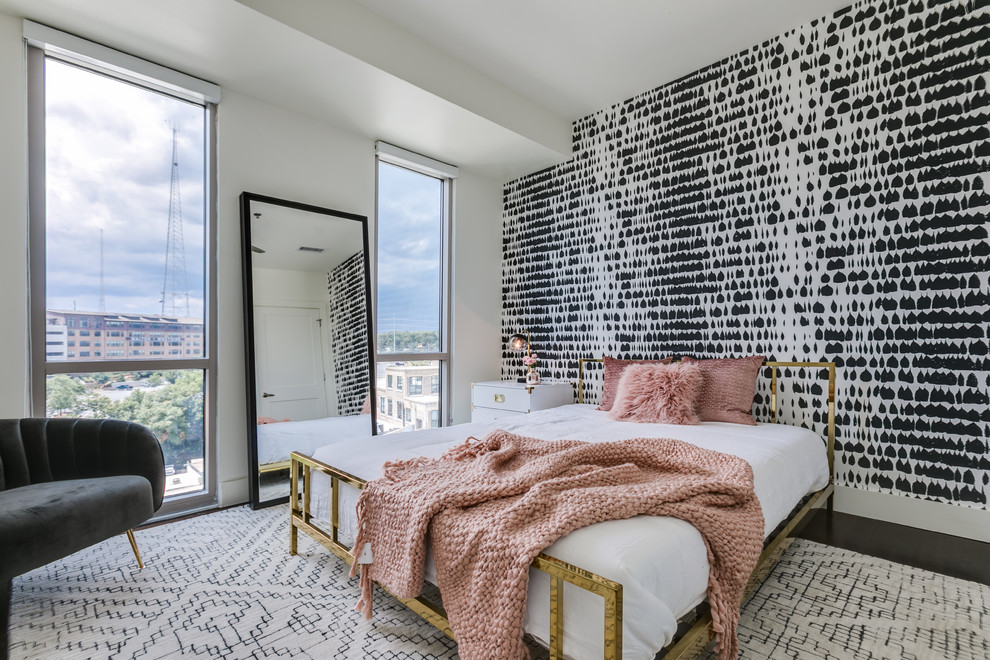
[309,404,829,659]
[257,414,372,466]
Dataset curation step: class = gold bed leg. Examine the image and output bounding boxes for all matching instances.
[125,529,144,569]
[603,582,622,660]
[331,475,340,545]
[550,575,564,659]
[289,456,299,555]
[533,553,622,660]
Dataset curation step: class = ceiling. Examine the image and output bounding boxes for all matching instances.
[249,201,366,273]
[0,0,852,182]
[348,0,853,120]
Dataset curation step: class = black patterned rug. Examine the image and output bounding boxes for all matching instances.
[8,505,988,659]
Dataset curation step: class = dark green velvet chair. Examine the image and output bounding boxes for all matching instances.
[0,418,165,659]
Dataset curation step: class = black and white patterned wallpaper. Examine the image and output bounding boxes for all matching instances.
[502,0,989,508]
[328,252,371,416]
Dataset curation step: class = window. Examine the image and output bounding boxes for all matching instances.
[430,410,439,428]
[27,24,219,517]
[409,376,422,395]
[387,374,393,388]
[375,142,454,433]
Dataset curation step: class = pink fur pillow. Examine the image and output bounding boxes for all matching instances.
[607,362,703,424]
[597,356,674,411]
[681,355,765,425]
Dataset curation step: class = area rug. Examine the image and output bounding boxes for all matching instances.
[8,505,989,659]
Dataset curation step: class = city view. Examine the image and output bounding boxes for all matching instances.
[375,161,446,432]
[46,368,206,496]
[42,58,208,499]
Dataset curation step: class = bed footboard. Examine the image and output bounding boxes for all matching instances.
[289,360,836,659]
[289,451,624,659]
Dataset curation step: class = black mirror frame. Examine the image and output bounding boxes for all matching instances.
[240,191,377,509]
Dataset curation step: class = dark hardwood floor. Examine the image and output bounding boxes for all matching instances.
[796,509,990,586]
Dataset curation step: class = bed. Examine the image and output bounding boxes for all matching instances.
[289,360,836,659]
[256,414,373,472]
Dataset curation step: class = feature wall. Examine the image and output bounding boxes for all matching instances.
[502,0,989,510]
[328,252,371,415]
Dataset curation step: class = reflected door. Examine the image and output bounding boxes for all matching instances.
[254,305,328,421]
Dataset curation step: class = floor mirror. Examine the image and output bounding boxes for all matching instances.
[240,192,376,508]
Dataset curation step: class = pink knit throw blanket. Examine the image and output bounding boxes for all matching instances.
[350,430,764,660]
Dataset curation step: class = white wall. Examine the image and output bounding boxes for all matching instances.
[0,12,29,417]
[0,18,504,507]
[449,171,502,423]
[252,267,329,306]
[215,89,502,505]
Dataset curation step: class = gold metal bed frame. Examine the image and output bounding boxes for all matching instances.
[260,459,291,474]
[289,360,836,659]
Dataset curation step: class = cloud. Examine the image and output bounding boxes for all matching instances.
[45,60,206,318]
[375,162,444,335]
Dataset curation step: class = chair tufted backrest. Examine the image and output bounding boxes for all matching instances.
[0,418,166,511]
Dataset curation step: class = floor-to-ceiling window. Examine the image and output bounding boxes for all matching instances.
[374,143,454,431]
[27,25,219,515]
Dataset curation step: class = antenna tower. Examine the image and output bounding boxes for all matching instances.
[161,127,189,317]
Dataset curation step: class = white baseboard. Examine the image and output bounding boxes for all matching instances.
[833,485,990,543]
[218,476,250,508]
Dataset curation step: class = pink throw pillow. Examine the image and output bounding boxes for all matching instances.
[681,355,765,425]
[607,362,703,425]
[597,355,674,411]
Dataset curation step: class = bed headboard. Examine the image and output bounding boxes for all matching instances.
[577,358,836,480]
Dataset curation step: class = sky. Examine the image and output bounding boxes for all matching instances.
[45,59,206,320]
[45,58,442,341]
[376,161,443,350]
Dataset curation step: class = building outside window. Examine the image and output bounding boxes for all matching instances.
[374,143,454,433]
[28,28,219,516]
[409,376,422,395]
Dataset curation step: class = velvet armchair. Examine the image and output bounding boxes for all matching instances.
[0,418,165,658]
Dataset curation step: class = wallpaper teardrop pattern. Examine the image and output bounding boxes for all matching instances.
[502,0,989,508]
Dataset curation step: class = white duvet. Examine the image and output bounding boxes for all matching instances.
[256,414,372,466]
[309,404,829,659]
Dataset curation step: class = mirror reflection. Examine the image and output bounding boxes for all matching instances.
[241,194,375,507]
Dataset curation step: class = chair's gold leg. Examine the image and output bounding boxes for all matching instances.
[125,529,144,569]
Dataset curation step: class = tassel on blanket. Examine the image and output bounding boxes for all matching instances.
[441,435,502,461]
[381,456,433,481]
[349,488,376,619]
[354,563,374,619]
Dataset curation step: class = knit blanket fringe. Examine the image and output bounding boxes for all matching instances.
[350,430,764,660]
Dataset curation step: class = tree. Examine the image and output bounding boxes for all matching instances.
[47,375,85,416]
[78,391,117,419]
[44,371,206,469]
[377,330,440,353]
